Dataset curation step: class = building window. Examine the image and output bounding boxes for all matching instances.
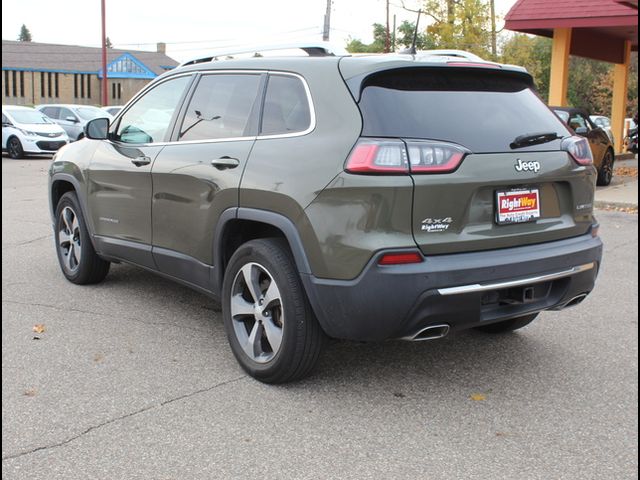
[4,71,9,97]
[47,72,52,98]
[112,82,122,100]
[12,71,17,97]
[86,75,91,98]
[55,73,59,98]
[109,56,146,75]
[41,72,45,97]
[19,71,25,97]
[74,74,78,98]
[80,74,85,98]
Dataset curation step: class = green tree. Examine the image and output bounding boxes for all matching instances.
[422,0,492,58]
[105,37,113,48]
[501,33,552,99]
[18,24,32,42]
[346,23,386,53]
[396,20,433,50]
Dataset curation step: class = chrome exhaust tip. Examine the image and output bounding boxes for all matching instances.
[403,324,450,341]
[562,293,588,309]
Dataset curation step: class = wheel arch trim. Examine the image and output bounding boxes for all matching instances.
[49,172,98,250]
[213,207,312,291]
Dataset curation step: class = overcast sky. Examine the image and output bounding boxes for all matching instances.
[2,0,516,62]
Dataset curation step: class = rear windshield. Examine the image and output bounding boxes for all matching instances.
[359,68,571,153]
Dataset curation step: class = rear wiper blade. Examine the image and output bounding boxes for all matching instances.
[510,132,560,149]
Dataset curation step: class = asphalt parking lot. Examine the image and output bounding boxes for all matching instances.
[2,157,638,480]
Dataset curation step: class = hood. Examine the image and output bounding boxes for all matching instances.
[16,122,68,136]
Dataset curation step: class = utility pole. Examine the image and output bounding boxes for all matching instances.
[490,0,497,59]
[392,14,397,52]
[385,0,390,53]
[323,0,331,41]
[101,0,108,106]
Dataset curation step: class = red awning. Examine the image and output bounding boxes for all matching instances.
[505,0,638,63]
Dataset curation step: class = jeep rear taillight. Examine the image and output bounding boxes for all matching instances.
[344,139,409,174]
[561,136,593,166]
[406,141,469,173]
[345,138,468,174]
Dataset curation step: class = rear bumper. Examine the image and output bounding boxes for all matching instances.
[301,233,603,341]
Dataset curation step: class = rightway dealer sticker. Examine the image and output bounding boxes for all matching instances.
[496,189,541,224]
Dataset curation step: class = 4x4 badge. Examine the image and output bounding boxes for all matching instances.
[421,217,453,232]
[514,159,541,173]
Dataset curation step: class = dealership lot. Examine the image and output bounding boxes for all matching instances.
[2,157,638,479]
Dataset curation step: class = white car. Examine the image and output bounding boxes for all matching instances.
[36,104,112,142]
[2,106,69,159]
[590,115,615,144]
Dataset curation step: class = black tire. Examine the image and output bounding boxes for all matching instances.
[596,149,614,186]
[54,192,110,284]
[7,136,24,159]
[222,238,325,383]
[475,313,538,334]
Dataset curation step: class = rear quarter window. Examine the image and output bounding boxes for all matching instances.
[260,74,311,136]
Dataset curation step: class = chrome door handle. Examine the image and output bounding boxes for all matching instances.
[211,157,240,170]
[131,156,151,167]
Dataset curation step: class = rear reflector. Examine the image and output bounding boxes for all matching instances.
[561,136,593,166]
[378,252,424,265]
[345,138,468,174]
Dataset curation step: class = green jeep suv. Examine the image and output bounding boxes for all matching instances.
[48,45,603,383]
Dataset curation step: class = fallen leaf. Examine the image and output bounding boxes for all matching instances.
[32,324,45,334]
[470,393,486,401]
[93,353,104,363]
[614,166,638,178]
[23,389,37,397]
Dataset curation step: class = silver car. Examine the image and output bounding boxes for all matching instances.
[590,115,615,144]
[36,104,112,141]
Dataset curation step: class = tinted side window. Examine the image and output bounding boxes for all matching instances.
[179,74,261,141]
[59,108,75,121]
[260,75,311,135]
[568,113,590,131]
[115,76,190,144]
[42,107,60,119]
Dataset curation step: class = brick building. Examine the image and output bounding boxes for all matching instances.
[2,40,179,107]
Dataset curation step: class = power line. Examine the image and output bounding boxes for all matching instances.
[113,27,322,47]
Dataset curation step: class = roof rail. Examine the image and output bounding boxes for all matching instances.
[179,41,349,67]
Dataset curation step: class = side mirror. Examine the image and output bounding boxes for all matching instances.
[65,116,79,123]
[85,117,110,140]
[575,126,588,135]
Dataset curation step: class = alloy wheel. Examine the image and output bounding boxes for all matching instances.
[230,262,284,363]
[58,206,82,273]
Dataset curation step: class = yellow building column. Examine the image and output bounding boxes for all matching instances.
[611,40,631,154]
[548,28,572,106]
